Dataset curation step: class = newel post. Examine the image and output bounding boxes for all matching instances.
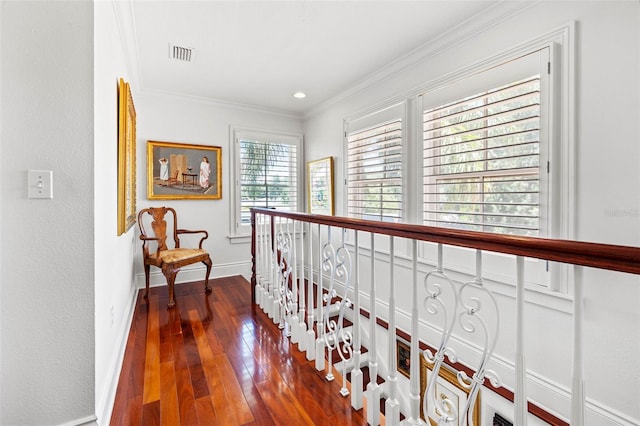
[250,208,257,304]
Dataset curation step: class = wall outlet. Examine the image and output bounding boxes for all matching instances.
[28,170,53,199]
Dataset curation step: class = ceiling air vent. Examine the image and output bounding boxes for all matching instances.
[169,43,195,62]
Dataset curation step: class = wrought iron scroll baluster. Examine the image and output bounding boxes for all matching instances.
[456,250,501,426]
[321,226,337,381]
[422,243,459,424]
[335,229,353,395]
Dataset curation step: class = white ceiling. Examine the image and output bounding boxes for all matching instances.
[124,0,501,116]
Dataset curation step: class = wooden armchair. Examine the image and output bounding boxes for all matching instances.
[138,206,212,308]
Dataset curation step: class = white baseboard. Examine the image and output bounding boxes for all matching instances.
[135,260,252,289]
[95,287,138,425]
[56,414,98,426]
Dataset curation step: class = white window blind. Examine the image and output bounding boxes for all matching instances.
[423,75,541,236]
[239,139,297,223]
[347,119,403,222]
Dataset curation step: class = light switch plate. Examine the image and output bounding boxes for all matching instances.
[28,170,53,199]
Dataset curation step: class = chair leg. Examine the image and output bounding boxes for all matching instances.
[162,264,179,309]
[144,264,151,299]
[203,256,212,293]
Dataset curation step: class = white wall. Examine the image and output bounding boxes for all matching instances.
[0,1,96,425]
[134,93,303,285]
[303,1,640,424]
[93,2,138,424]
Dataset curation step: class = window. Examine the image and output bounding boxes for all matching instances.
[421,50,548,237]
[346,104,405,222]
[230,128,302,238]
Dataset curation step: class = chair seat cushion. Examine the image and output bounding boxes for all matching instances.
[151,248,208,264]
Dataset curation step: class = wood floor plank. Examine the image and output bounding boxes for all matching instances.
[254,366,316,426]
[143,298,161,404]
[214,353,254,425]
[121,395,142,426]
[111,277,371,426]
[160,361,180,425]
[190,309,244,426]
[194,396,217,425]
[172,331,199,425]
[141,400,160,426]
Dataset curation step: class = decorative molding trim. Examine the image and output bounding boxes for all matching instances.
[95,287,138,426]
[136,88,303,120]
[112,0,142,89]
[304,1,538,119]
[135,260,252,288]
[55,414,98,426]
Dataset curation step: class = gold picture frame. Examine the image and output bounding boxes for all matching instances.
[147,140,222,200]
[307,156,334,215]
[117,78,136,236]
[420,355,481,425]
[396,339,411,378]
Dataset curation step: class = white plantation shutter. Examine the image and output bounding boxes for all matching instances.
[239,139,297,223]
[422,75,541,236]
[347,119,403,222]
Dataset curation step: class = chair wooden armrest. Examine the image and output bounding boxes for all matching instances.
[176,229,209,248]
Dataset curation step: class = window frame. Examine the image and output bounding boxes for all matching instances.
[421,72,544,237]
[340,23,575,293]
[413,33,573,292]
[229,126,303,242]
[343,101,408,223]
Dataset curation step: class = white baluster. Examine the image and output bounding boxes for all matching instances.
[351,231,363,410]
[403,239,422,425]
[514,256,527,425]
[298,220,307,352]
[256,214,268,309]
[254,213,262,306]
[273,217,282,325]
[315,224,326,371]
[366,233,380,426]
[306,221,316,361]
[290,219,299,343]
[385,237,400,425]
[571,265,585,425]
[261,214,269,309]
[268,216,276,320]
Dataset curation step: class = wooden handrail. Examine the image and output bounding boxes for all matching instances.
[251,207,640,275]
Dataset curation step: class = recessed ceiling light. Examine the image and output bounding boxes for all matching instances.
[292,91,307,99]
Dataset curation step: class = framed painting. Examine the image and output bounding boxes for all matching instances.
[117,77,136,236]
[396,339,411,378]
[147,140,222,200]
[307,156,334,215]
[420,356,481,425]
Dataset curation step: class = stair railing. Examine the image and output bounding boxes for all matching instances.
[250,207,640,426]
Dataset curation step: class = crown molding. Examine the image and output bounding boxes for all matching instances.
[304,0,539,120]
[112,0,142,89]
[136,88,303,120]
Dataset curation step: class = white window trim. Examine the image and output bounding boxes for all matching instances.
[343,100,409,222]
[414,23,575,293]
[339,23,575,294]
[413,22,575,240]
[228,125,304,243]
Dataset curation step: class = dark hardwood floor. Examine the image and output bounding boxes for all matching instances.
[110,275,373,425]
